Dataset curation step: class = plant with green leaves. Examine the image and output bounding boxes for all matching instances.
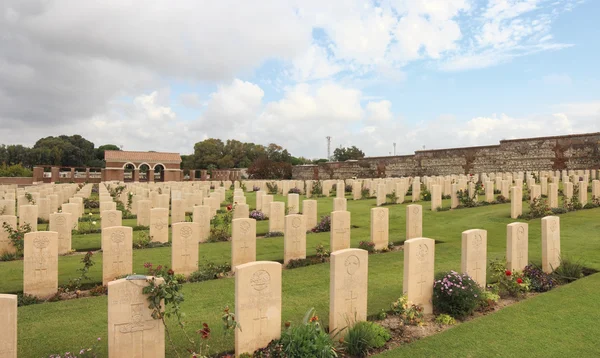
[342,320,391,357]
[2,221,32,257]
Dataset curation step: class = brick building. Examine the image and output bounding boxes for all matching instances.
[103,151,182,182]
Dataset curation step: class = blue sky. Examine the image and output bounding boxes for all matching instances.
[1,0,599,158]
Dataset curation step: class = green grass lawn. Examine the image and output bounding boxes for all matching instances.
[6,191,600,357]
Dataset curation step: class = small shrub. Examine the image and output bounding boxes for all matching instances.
[434,314,456,326]
[523,264,558,292]
[456,190,479,208]
[343,321,391,357]
[18,293,40,306]
[524,197,553,219]
[312,215,331,233]
[188,262,231,282]
[312,181,323,197]
[345,184,353,193]
[132,232,152,249]
[249,210,266,221]
[358,241,375,253]
[361,188,370,199]
[0,252,18,261]
[315,244,330,262]
[420,189,431,202]
[489,259,530,298]
[276,308,337,358]
[131,225,150,231]
[286,258,312,269]
[266,182,279,194]
[264,231,284,238]
[390,296,424,326]
[495,194,509,204]
[89,285,108,296]
[288,187,302,195]
[477,290,500,312]
[552,257,584,283]
[433,271,483,319]
[386,191,397,204]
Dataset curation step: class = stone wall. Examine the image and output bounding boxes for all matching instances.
[292,132,600,180]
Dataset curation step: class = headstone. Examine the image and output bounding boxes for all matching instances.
[461,229,487,287]
[450,183,459,209]
[0,215,17,255]
[100,201,117,213]
[102,226,133,285]
[302,200,317,230]
[284,214,306,264]
[150,208,169,243]
[171,222,200,276]
[192,205,211,242]
[412,179,421,202]
[330,211,351,252]
[506,222,528,272]
[406,204,422,239]
[232,218,257,269]
[0,199,15,216]
[370,208,389,250]
[395,182,405,204]
[255,190,265,211]
[541,216,561,273]
[171,199,186,224]
[329,249,368,334]
[23,231,58,298]
[352,181,362,200]
[233,203,250,220]
[431,184,442,211]
[137,200,152,226]
[548,183,558,208]
[287,193,299,215]
[403,237,435,314]
[578,181,587,206]
[234,261,282,356]
[262,195,273,217]
[376,184,386,206]
[19,205,38,232]
[510,186,522,219]
[108,276,165,358]
[333,197,347,212]
[564,182,573,201]
[101,210,123,230]
[268,202,285,233]
[61,203,80,230]
[37,197,51,221]
[0,294,17,358]
[530,185,541,204]
[336,181,345,198]
[49,212,73,254]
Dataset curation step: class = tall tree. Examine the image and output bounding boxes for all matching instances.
[333,146,366,162]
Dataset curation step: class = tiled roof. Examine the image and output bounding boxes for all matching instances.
[104,150,182,163]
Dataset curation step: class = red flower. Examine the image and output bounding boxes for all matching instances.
[310,315,319,322]
[517,278,523,284]
[505,270,512,276]
[226,205,232,211]
[167,269,174,276]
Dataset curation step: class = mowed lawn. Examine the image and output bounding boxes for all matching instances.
[7,191,600,357]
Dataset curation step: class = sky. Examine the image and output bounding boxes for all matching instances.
[1,0,599,159]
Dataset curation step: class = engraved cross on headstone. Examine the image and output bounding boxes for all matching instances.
[253,306,269,336]
[345,290,358,313]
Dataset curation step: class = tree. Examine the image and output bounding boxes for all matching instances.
[33,135,96,167]
[95,144,121,161]
[333,146,365,162]
[247,158,292,179]
[193,138,225,169]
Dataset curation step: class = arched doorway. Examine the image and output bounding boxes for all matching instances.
[139,163,150,182]
[154,164,165,182]
[124,163,135,182]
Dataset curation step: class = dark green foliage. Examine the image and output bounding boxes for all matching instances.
[433,271,483,319]
[343,321,391,357]
[275,309,337,358]
[188,262,231,282]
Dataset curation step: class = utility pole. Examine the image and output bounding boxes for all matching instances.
[393,142,396,156]
[326,136,331,161]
